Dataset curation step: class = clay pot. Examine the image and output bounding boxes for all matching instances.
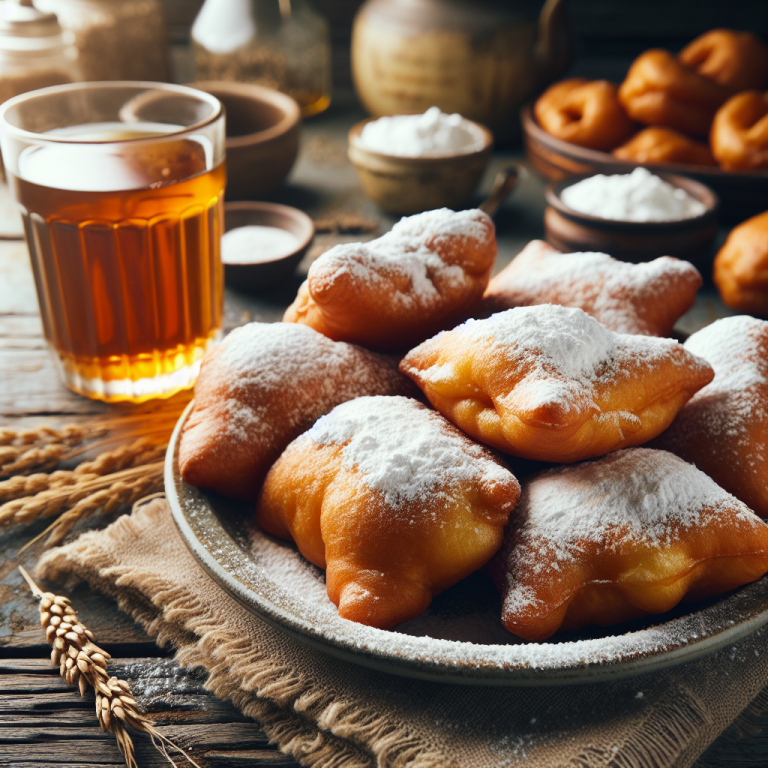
[351,0,572,144]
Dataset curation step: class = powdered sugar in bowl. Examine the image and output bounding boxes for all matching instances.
[348,108,493,215]
[545,170,719,263]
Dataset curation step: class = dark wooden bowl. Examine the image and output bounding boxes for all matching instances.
[223,202,314,291]
[522,105,768,224]
[544,172,719,264]
[191,81,300,201]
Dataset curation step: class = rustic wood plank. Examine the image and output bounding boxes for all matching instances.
[0,658,301,767]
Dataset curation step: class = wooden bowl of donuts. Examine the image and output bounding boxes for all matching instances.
[522,29,768,223]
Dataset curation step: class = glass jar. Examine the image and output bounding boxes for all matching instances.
[192,0,331,117]
[0,0,80,106]
[33,0,170,82]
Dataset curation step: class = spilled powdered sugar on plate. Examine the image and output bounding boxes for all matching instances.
[485,246,701,335]
[309,208,493,310]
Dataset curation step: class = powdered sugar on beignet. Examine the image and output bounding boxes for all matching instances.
[308,395,513,506]
[654,316,768,516]
[283,208,497,351]
[400,305,713,462]
[179,323,413,501]
[488,448,768,640]
[481,240,702,336]
[256,396,520,629]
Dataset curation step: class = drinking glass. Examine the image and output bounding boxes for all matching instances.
[0,81,226,402]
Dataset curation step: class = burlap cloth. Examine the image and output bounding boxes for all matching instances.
[37,497,768,768]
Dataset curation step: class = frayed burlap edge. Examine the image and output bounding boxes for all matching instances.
[35,498,450,768]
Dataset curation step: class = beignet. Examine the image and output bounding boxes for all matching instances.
[481,241,702,336]
[713,210,768,315]
[533,78,635,151]
[255,396,521,629]
[612,126,717,167]
[400,305,714,463]
[618,49,732,137]
[179,323,413,501]
[488,448,768,641]
[283,208,497,352]
[679,29,768,92]
[710,90,768,172]
[654,316,768,517]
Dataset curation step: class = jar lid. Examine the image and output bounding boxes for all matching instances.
[0,0,61,38]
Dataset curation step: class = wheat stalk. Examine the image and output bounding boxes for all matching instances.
[0,438,166,504]
[19,566,202,768]
[0,423,101,448]
[0,443,67,477]
[5,463,165,553]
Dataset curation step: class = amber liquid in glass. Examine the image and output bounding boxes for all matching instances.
[9,124,225,403]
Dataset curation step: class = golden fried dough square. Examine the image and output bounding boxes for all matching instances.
[488,448,768,641]
[400,305,713,463]
[179,323,413,501]
[256,396,520,629]
[283,208,497,351]
[654,316,768,517]
[482,240,702,336]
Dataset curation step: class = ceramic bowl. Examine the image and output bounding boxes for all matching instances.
[347,117,493,215]
[223,201,314,291]
[191,81,300,201]
[544,172,719,263]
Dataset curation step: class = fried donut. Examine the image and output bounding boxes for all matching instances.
[533,78,635,151]
[487,448,768,641]
[283,208,497,352]
[618,49,732,136]
[481,240,702,336]
[612,126,717,166]
[399,305,714,464]
[679,29,768,92]
[179,322,414,501]
[713,210,768,314]
[710,91,768,171]
[654,317,768,517]
[255,396,521,629]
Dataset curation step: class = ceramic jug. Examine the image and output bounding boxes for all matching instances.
[351,0,571,143]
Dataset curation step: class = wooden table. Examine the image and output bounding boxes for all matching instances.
[1,94,766,767]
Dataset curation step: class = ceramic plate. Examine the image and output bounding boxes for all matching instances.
[166,402,768,686]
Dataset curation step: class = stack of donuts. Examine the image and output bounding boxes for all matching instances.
[178,209,768,641]
[534,29,768,172]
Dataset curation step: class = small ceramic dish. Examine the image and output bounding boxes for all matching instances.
[191,81,300,201]
[348,117,493,215]
[544,172,719,263]
[223,201,314,291]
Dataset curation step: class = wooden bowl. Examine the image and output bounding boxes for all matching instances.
[522,105,768,224]
[191,81,300,201]
[544,172,719,263]
[347,117,493,215]
[223,202,314,291]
